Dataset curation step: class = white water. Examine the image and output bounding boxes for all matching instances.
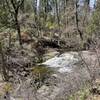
[43,52,79,73]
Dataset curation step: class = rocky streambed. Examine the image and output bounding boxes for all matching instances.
[36,50,100,100]
[0,50,100,100]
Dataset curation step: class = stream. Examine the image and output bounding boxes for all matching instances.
[43,52,80,73]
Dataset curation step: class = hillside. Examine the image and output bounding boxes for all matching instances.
[0,0,100,100]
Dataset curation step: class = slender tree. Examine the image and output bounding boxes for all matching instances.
[10,0,25,46]
[2,0,25,47]
[75,0,83,40]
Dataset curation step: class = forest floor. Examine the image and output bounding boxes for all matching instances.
[68,78,100,100]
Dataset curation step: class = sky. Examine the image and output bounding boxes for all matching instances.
[36,0,96,10]
[90,0,96,8]
[80,0,96,8]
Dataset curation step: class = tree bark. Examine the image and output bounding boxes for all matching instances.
[15,12,23,46]
[10,0,24,47]
[75,0,83,40]
[55,0,61,37]
[0,42,9,81]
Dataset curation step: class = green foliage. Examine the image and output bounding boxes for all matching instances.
[0,1,14,29]
[0,83,12,97]
[24,0,33,13]
[68,87,90,100]
[0,7,9,28]
[32,65,53,88]
[45,20,57,29]
[3,83,12,93]
[32,65,53,79]
[86,3,100,37]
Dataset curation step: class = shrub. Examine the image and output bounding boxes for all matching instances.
[31,65,53,88]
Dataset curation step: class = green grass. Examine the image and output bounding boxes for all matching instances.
[67,86,90,100]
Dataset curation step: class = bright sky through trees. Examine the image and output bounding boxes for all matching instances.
[90,0,95,8]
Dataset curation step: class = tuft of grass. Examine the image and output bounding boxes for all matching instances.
[3,83,12,93]
[68,87,90,100]
[32,65,53,77]
[0,82,12,98]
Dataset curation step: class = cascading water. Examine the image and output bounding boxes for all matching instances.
[43,52,79,73]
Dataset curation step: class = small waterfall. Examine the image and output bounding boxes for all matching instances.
[43,52,79,73]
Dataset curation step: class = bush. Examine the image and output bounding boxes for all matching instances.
[31,65,53,88]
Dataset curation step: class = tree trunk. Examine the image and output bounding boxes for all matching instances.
[55,0,61,37]
[75,0,83,40]
[15,13,23,47]
[0,42,9,81]
[10,0,24,47]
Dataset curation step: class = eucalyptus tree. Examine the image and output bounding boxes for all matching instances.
[55,0,60,30]
[10,0,25,46]
[87,0,100,37]
[96,0,100,9]
[0,0,25,47]
[82,0,90,25]
[0,0,13,29]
